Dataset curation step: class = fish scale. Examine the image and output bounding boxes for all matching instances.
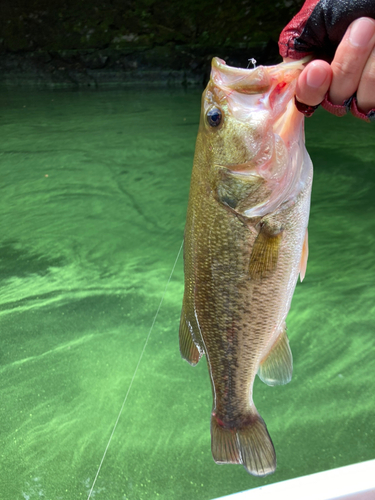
[179,57,312,476]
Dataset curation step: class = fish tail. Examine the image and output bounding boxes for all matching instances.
[211,408,276,477]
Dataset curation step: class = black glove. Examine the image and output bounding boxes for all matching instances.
[279,0,375,61]
[279,0,375,121]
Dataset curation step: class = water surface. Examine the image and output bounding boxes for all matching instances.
[0,87,374,499]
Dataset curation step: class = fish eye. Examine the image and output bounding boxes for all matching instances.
[206,107,222,127]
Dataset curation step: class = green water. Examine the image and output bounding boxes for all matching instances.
[0,87,374,500]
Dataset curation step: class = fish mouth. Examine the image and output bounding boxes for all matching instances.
[211,57,271,95]
[212,56,309,77]
[211,56,308,96]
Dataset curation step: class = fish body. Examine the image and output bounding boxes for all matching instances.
[179,58,312,476]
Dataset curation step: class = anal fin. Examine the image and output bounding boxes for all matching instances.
[179,303,204,366]
[258,325,293,386]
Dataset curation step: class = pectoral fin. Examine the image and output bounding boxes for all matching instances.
[179,301,205,366]
[299,229,308,282]
[258,326,293,386]
[249,223,283,280]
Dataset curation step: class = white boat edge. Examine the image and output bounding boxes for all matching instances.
[211,459,375,500]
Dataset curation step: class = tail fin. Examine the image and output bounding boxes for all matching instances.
[211,408,276,477]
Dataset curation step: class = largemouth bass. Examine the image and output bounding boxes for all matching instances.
[179,57,312,476]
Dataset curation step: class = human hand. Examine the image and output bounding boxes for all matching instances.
[294,17,375,114]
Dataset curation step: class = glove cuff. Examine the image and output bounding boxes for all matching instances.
[350,96,375,123]
[322,93,375,122]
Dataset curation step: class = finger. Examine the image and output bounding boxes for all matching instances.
[329,17,375,105]
[295,60,332,107]
[357,47,375,113]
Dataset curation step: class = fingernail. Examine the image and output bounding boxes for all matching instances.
[306,62,327,88]
[349,18,375,47]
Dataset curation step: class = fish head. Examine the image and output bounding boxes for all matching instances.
[196,57,309,216]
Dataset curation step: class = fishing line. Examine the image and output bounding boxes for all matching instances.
[86,239,184,500]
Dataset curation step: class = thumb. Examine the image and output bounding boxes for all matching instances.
[295,60,332,106]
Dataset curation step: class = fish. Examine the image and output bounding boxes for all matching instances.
[179,57,312,477]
